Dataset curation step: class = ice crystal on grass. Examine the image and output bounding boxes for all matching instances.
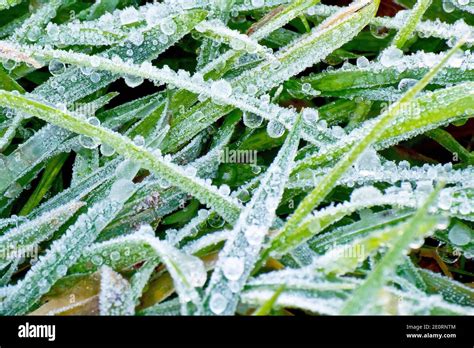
[0,0,473,317]
[99,266,134,316]
[203,117,302,315]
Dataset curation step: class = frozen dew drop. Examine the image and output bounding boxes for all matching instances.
[350,186,382,203]
[158,177,170,189]
[87,117,100,126]
[301,83,312,93]
[308,219,321,234]
[158,34,169,44]
[210,79,233,98]
[79,135,99,149]
[90,72,101,83]
[370,25,389,39]
[244,225,266,246]
[251,0,265,6]
[437,190,452,210]
[49,59,65,76]
[243,112,263,128]
[356,56,370,69]
[100,143,116,157]
[442,0,455,12]
[230,38,245,50]
[236,188,251,203]
[302,108,319,124]
[409,237,425,250]
[92,255,104,266]
[266,119,285,138]
[57,264,68,277]
[2,59,17,71]
[38,279,49,292]
[246,84,258,95]
[110,251,121,262]
[448,51,464,68]
[46,23,59,39]
[251,165,261,175]
[197,209,209,219]
[448,223,472,246]
[208,214,225,228]
[124,75,144,88]
[415,180,433,196]
[161,18,177,35]
[110,179,135,201]
[354,148,381,174]
[27,27,41,42]
[218,184,231,196]
[457,0,469,5]
[380,47,403,67]
[307,6,317,15]
[133,135,145,147]
[128,31,144,46]
[398,78,418,91]
[120,7,140,26]
[81,66,94,76]
[436,216,450,230]
[209,293,227,314]
[222,257,245,281]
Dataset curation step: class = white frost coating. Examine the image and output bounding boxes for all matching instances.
[0,89,243,224]
[77,228,207,315]
[308,4,474,44]
[0,201,84,260]
[319,49,474,74]
[195,19,275,60]
[0,40,334,146]
[291,162,474,190]
[166,210,210,245]
[203,118,303,315]
[241,288,345,315]
[99,266,135,315]
[269,183,471,258]
[0,196,131,315]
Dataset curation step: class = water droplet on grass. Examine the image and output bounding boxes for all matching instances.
[49,60,65,76]
[209,293,227,314]
[222,257,245,281]
[267,120,285,138]
[243,112,263,128]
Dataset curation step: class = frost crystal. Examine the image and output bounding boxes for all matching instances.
[380,47,403,67]
[0,0,471,318]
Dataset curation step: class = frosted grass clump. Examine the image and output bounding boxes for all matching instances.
[0,0,472,319]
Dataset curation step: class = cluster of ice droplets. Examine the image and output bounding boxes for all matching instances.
[99,266,134,315]
[331,48,474,74]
